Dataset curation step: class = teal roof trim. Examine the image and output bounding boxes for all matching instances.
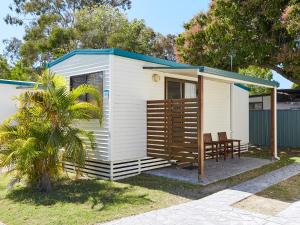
[234,83,251,92]
[200,67,279,87]
[143,66,201,70]
[47,48,190,68]
[0,79,35,87]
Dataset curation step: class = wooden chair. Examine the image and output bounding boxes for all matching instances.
[217,132,241,158]
[204,133,222,162]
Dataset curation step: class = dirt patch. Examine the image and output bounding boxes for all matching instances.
[232,195,290,216]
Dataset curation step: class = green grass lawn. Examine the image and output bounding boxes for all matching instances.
[0,148,299,225]
[258,173,300,203]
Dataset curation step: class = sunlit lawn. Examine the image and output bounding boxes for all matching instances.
[258,173,300,203]
[0,148,299,225]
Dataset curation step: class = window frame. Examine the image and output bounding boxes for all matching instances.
[164,77,197,100]
[249,102,263,110]
[70,71,104,102]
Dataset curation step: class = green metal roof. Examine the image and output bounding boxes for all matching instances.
[0,79,36,87]
[47,48,279,88]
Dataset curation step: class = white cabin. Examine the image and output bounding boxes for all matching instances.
[48,49,277,180]
[0,79,35,123]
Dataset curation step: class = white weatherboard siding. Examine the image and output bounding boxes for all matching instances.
[110,55,233,161]
[232,85,249,144]
[50,55,111,161]
[0,84,28,123]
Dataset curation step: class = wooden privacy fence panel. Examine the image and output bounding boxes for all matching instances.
[147,98,198,165]
[250,110,300,148]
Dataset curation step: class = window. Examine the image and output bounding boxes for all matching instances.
[165,78,197,99]
[70,72,103,102]
[249,102,263,110]
[167,80,183,99]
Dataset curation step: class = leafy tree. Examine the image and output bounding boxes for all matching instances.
[5,0,132,26]
[0,56,11,79]
[239,66,273,95]
[0,72,102,192]
[3,38,22,64]
[151,34,177,61]
[8,5,176,68]
[76,6,176,60]
[176,0,300,85]
[0,55,38,81]
[4,0,131,67]
[9,62,39,81]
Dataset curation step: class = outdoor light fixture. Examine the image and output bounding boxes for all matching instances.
[152,74,160,82]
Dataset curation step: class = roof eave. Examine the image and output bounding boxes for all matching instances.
[0,79,36,87]
[199,67,279,88]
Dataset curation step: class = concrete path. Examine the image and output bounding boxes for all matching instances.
[100,163,300,225]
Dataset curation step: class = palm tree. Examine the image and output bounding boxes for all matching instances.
[0,72,102,192]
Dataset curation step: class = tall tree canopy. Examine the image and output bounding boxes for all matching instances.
[0,54,37,81]
[176,0,300,85]
[3,0,176,70]
[5,0,132,26]
[75,7,176,60]
[4,0,130,67]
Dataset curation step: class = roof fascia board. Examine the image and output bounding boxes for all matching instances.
[198,72,274,88]
[199,67,278,88]
[0,79,36,87]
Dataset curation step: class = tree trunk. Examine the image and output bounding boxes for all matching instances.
[38,172,52,193]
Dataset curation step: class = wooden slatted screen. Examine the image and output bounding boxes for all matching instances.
[147,98,198,165]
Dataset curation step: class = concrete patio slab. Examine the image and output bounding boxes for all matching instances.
[145,157,273,185]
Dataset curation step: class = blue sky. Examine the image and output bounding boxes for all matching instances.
[0,0,293,88]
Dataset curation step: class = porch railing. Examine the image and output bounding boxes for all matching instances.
[147,98,198,165]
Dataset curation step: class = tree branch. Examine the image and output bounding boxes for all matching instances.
[263,64,300,85]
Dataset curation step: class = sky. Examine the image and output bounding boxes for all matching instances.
[0,0,293,88]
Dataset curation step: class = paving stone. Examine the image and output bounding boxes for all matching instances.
[100,163,300,225]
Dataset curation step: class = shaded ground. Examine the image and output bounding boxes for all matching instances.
[0,148,299,225]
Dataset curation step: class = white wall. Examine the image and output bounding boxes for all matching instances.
[49,53,250,163]
[0,84,28,123]
[50,54,111,161]
[110,55,235,161]
[231,85,249,144]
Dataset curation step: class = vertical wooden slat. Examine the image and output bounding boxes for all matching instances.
[197,75,205,178]
[167,100,172,160]
[271,88,277,158]
[147,98,198,164]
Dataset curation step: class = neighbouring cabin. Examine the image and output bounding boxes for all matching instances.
[0,79,35,123]
[48,49,278,180]
[250,89,300,110]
